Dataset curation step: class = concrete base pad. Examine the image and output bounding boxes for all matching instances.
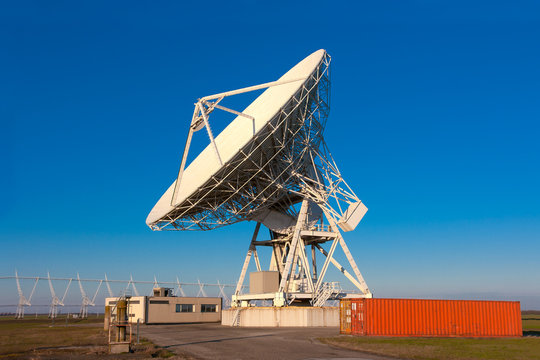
[109,343,130,354]
[222,306,338,327]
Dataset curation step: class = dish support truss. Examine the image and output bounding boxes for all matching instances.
[15,270,38,319]
[231,197,372,307]
[152,52,372,305]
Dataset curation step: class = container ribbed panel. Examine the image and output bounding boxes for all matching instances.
[341,298,522,337]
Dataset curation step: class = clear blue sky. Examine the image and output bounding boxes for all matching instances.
[1,1,539,308]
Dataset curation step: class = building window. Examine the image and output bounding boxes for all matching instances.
[201,304,217,313]
[176,304,194,313]
[150,300,169,304]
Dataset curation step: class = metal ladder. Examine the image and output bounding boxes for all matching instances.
[232,308,241,326]
[312,282,340,307]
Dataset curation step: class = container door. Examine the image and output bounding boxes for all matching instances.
[351,300,365,335]
[339,300,352,334]
[357,300,365,335]
[351,301,357,334]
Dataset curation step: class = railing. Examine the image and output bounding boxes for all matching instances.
[306,223,333,232]
[312,282,341,307]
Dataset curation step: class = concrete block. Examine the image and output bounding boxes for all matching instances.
[222,307,338,327]
[109,343,130,354]
[249,271,279,294]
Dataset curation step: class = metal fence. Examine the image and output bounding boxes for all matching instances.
[0,272,242,318]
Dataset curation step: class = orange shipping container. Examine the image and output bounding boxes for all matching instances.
[343,298,522,337]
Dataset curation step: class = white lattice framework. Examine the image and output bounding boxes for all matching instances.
[149,54,348,231]
[47,272,71,318]
[146,51,372,307]
[78,273,101,318]
[14,270,38,319]
[3,272,242,317]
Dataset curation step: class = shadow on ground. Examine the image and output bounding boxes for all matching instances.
[163,334,273,348]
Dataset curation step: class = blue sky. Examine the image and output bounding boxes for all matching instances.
[1,1,539,309]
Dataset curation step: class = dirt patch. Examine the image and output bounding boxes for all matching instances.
[0,316,195,359]
[1,338,195,359]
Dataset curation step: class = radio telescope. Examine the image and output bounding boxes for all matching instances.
[147,49,372,307]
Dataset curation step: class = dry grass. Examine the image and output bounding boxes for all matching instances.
[0,315,191,359]
[320,314,540,360]
[320,336,540,360]
[0,316,106,356]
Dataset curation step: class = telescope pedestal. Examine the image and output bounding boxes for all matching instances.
[232,199,371,308]
[222,306,339,327]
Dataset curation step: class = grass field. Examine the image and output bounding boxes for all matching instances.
[320,336,540,360]
[523,313,540,331]
[1,313,539,359]
[0,315,184,359]
[320,313,540,360]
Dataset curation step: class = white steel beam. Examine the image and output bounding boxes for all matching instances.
[197,279,207,297]
[210,103,255,120]
[171,121,195,205]
[311,245,318,282]
[314,234,340,293]
[294,233,314,293]
[201,77,307,101]
[175,276,186,297]
[278,199,309,293]
[234,222,261,295]
[91,280,102,304]
[104,273,113,297]
[338,237,370,295]
[314,244,362,290]
[198,102,223,166]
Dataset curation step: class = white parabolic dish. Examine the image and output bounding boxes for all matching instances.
[146,49,372,300]
[147,50,327,228]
